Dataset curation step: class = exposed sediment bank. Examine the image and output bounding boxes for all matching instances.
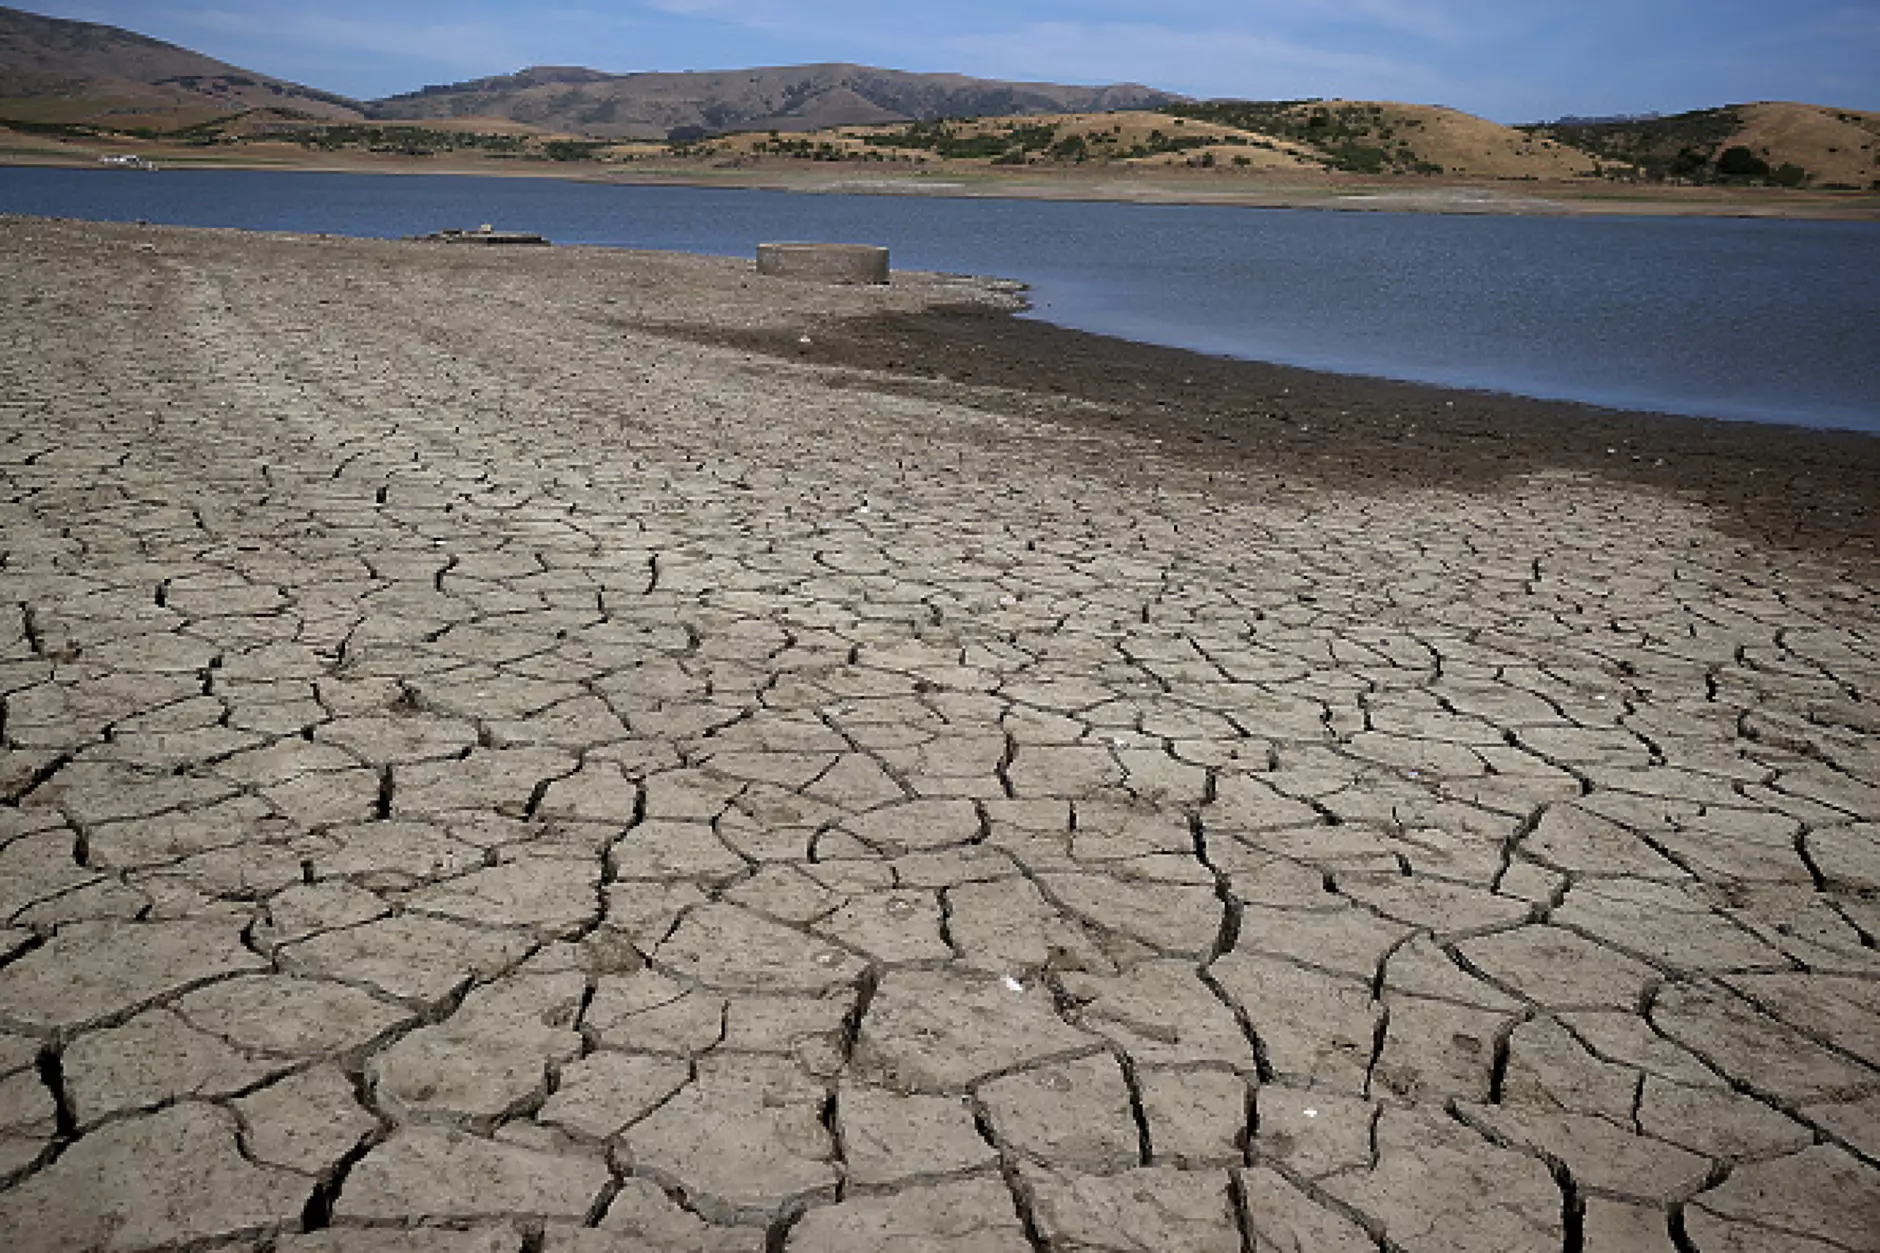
[8,142,1880,220]
[0,216,1876,1251]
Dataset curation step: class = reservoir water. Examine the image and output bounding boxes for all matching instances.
[3,166,1876,431]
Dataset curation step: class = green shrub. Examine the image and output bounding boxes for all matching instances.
[1668,147,1709,180]
[1715,145,1770,180]
[545,140,606,161]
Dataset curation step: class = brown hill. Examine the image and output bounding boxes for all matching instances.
[366,63,1181,140]
[1162,99,1598,178]
[1530,102,1880,187]
[1731,103,1880,187]
[714,111,1323,171]
[0,3,362,126]
[699,102,1600,180]
[1338,103,1597,178]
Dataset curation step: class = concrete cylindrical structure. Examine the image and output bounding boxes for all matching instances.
[756,243,890,285]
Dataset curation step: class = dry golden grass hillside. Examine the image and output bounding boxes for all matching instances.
[1532,102,1880,188]
[706,110,1325,170]
[1349,103,1599,178]
[676,100,1603,179]
[1155,99,1601,177]
[1732,103,1880,187]
[672,98,1879,189]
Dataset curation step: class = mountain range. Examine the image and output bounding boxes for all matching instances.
[1,3,1875,189]
[0,6,1174,139]
[370,64,1176,140]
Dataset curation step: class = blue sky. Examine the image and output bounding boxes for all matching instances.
[29,1,1880,122]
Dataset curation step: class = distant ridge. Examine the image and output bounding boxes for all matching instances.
[366,63,1183,140]
[0,6,1178,141]
[1545,112,1660,127]
[0,4,362,124]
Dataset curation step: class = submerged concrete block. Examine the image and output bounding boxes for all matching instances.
[757,243,890,285]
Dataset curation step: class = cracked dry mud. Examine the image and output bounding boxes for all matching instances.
[0,214,1876,1252]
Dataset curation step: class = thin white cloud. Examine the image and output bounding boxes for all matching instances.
[933,20,1443,100]
[177,7,524,73]
[639,0,736,13]
[24,1,119,23]
[1819,5,1880,35]
[1276,0,1469,42]
[1811,5,1880,39]
[637,0,788,25]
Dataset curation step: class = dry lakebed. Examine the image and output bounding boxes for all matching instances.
[0,215,1876,1251]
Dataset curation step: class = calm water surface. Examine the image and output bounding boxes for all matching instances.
[3,166,1876,431]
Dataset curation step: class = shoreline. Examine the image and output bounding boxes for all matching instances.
[998,302,1877,438]
[1,204,1873,444]
[5,213,1876,561]
[755,283,1880,562]
[6,145,1880,222]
